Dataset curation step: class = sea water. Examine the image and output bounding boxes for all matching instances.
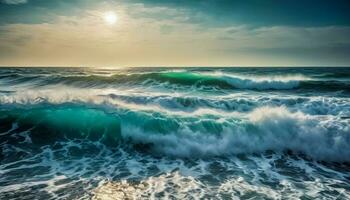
[0,67,349,199]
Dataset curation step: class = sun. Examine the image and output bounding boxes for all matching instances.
[104,11,118,25]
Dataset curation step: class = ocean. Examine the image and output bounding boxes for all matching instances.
[0,67,349,199]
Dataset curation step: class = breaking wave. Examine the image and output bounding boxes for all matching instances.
[1,104,349,162]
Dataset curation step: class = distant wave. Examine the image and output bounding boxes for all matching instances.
[0,71,313,90]
[1,71,349,92]
[221,74,302,89]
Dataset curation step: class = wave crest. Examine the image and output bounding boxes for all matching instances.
[122,106,350,161]
[1,105,349,162]
[221,74,302,89]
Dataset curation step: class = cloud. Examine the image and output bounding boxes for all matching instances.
[212,25,350,65]
[1,0,27,5]
[0,2,350,66]
[1,0,349,27]
[130,0,350,27]
[219,26,350,48]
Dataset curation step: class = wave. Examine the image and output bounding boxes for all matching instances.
[1,71,337,91]
[1,88,349,117]
[220,73,304,90]
[2,70,349,93]
[1,104,349,162]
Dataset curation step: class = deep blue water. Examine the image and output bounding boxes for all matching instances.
[0,67,350,199]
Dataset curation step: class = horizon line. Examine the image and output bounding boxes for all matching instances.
[0,65,350,68]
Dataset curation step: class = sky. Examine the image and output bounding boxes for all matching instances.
[0,0,349,67]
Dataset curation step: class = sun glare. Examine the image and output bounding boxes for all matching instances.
[104,11,118,25]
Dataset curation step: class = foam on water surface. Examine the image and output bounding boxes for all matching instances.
[0,67,350,199]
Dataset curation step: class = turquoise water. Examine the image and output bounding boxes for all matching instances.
[0,67,350,199]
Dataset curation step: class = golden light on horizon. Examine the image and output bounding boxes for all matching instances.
[103,11,118,25]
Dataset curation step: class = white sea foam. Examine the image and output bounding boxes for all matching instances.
[202,71,311,90]
[2,140,349,200]
[222,75,303,89]
[1,87,349,117]
[121,106,350,161]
